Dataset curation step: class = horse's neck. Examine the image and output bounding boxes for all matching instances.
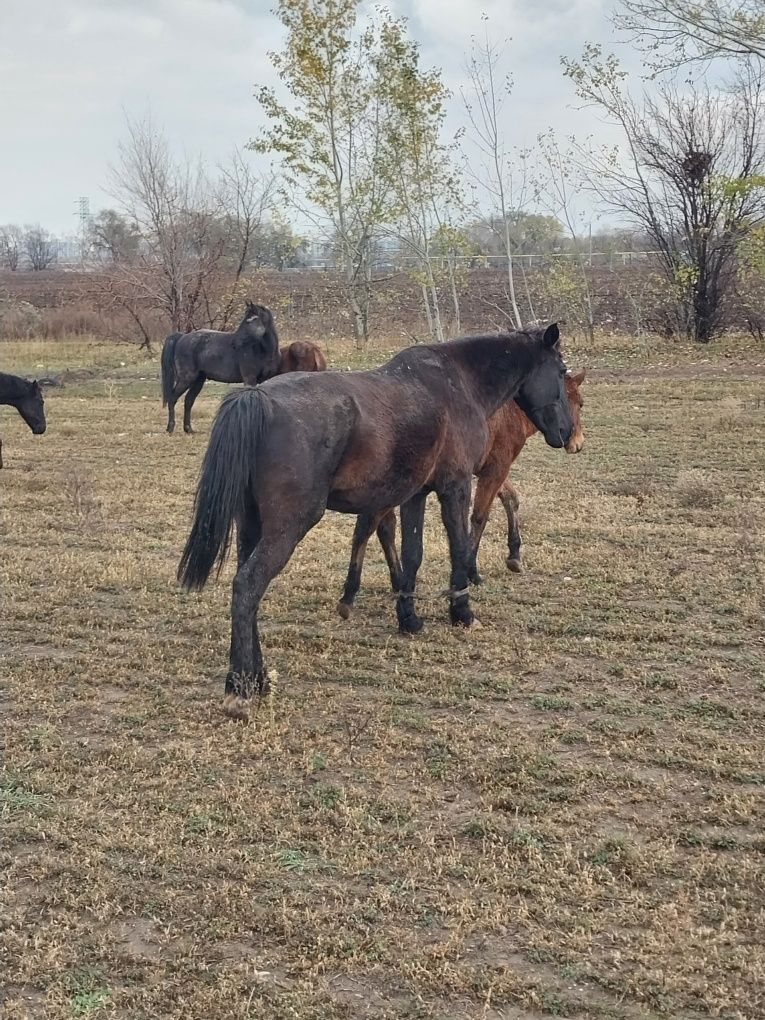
[235,323,279,349]
[446,336,534,417]
[0,376,29,405]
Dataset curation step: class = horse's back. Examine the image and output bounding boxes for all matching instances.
[255,368,457,513]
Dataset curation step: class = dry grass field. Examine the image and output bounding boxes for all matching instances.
[2,333,764,1019]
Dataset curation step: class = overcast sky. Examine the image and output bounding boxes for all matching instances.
[0,0,641,235]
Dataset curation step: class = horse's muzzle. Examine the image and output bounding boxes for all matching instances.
[33,425,46,435]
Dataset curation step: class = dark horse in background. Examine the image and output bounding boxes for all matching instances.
[161,303,281,434]
[0,373,46,469]
[178,324,573,722]
[337,370,586,618]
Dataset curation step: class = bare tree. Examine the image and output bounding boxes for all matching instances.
[462,21,528,327]
[213,151,276,327]
[109,113,220,331]
[23,226,57,271]
[564,50,765,341]
[0,225,23,271]
[534,133,595,341]
[107,116,275,335]
[377,17,463,342]
[614,0,765,69]
[89,209,141,263]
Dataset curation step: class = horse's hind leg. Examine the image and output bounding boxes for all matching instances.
[167,380,191,434]
[226,503,324,722]
[498,479,523,572]
[183,374,206,434]
[0,437,3,470]
[438,480,476,628]
[337,509,401,619]
[396,493,427,635]
[337,512,379,619]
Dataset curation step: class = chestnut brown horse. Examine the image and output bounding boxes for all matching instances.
[336,370,586,616]
[0,372,46,469]
[278,340,327,374]
[178,325,573,721]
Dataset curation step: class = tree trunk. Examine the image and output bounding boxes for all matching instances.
[503,220,523,329]
[448,256,461,335]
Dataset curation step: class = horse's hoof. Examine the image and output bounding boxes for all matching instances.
[222,694,251,722]
[506,557,523,573]
[399,613,424,635]
[468,570,483,585]
[337,600,352,620]
[184,428,195,436]
[450,602,475,628]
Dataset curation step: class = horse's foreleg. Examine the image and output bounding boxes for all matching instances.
[337,511,383,619]
[0,437,3,469]
[438,480,476,628]
[183,375,206,434]
[377,511,402,592]
[498,479,523,572]
[226,505,322,722]
[396,493,427,635]
[468,467,507,585]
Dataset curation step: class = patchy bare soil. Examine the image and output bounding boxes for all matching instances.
[2,335,764,1019]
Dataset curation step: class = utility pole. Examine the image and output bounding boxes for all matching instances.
[76,196,90,264]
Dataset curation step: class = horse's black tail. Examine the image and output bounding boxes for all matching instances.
[161,332,181,406]
[177,389,267,592]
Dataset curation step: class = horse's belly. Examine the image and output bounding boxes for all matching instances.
[327,429,434,514]
[326,479,416,515]
[207,366,243,384]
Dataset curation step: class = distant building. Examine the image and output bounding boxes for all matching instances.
[52,235,83,265]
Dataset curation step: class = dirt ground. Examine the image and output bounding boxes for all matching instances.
[2,332,764,1019]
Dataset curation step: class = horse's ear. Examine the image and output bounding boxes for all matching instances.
[543,323,560,349]
[32,379,41,392]
[571,368,586,385]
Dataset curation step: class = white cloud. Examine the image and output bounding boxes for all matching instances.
[0,0,639,234]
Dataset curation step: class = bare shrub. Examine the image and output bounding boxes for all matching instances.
[64,472,104,528]
[674,469,722,508]
[611,463,660,503]
[41,306,102,339]
[0,299,43,338]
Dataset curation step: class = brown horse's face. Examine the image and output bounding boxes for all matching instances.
[564,370,586,454]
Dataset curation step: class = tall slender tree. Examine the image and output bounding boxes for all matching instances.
[376,16,461,341]
[254,0,396,340]
[462,20,528,327]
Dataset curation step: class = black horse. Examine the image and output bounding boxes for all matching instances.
[161,303,281,434]
[178,324,573,722]
[0,373,46,469]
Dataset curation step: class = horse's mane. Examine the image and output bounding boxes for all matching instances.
[0,372,36,399]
